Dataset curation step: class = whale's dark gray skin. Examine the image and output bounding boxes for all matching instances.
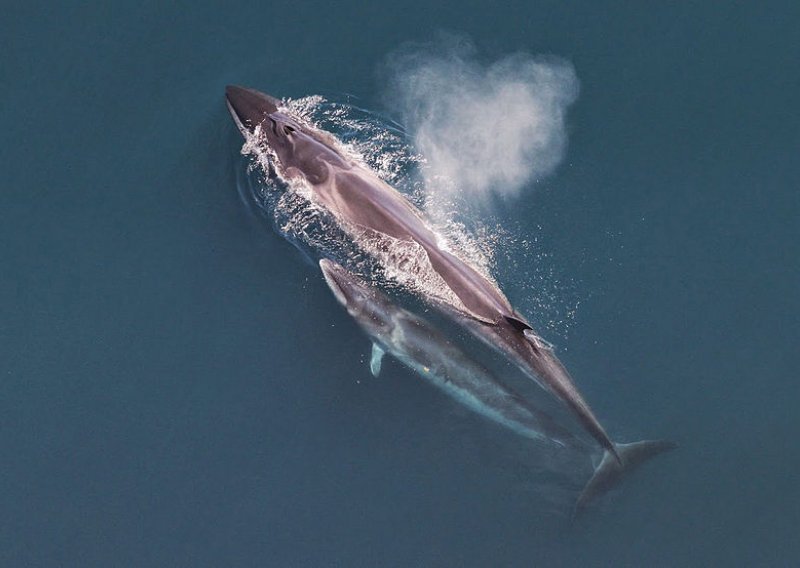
[319,259,583,449]
[320,260,677,514]
[225,85,618,459]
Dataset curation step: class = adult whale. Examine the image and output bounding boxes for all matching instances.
[225,85,618,459]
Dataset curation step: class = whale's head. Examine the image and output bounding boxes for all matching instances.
[319,259,395,337]
[225,85,334,184]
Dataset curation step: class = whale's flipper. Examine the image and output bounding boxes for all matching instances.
[370,343,385,377]
[574,440,677,516]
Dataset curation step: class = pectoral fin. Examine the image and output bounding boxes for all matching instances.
[370,343,385,377]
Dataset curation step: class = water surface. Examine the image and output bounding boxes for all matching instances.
[1,2,798,565]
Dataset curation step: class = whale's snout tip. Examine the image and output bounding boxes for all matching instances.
[319,259,344,283]
[224,85,280,134]
[318,259,352,307]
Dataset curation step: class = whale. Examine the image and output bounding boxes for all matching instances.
[225,85,633,461]
[319,258,583,450]
[319,259,677,514]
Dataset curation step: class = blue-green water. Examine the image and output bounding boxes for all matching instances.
[2,2,798,565]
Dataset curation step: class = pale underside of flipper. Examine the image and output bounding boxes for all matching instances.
[370,343,385,377]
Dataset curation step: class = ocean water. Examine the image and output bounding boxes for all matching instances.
[2,2,798,566]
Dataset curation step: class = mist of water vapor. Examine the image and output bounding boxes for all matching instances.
[384,36,579,211]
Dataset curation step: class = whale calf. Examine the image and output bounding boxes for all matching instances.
[225,85,641,461]
[320,259,676,514]
[319,258,582,450]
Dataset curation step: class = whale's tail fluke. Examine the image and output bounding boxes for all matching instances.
[574,439,677,517]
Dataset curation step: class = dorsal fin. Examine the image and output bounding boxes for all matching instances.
[503,315,532,332]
